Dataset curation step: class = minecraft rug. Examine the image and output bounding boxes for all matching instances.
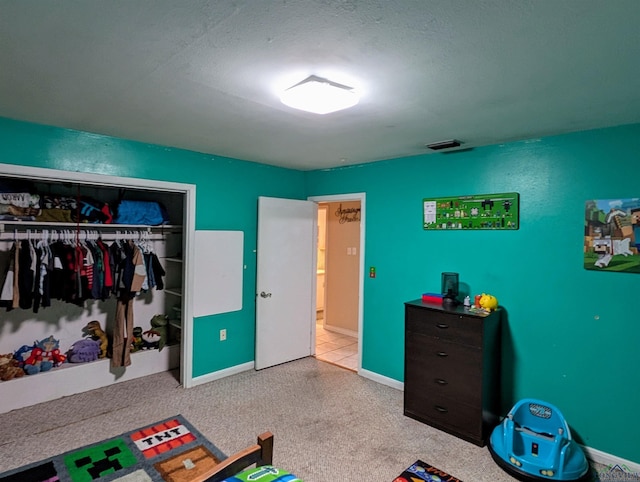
[394,460,463,482]
[0,415,226,482]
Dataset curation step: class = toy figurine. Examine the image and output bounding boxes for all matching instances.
[130,327,144,352]
[85,320,108,358]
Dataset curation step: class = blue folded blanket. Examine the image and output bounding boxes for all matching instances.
[114,200,169,225]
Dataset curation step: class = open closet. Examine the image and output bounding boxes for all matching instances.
[0,164,196,413]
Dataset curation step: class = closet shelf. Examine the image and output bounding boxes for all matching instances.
[165,257,183,263]
[165,288,182,297]
[0,221,182,232]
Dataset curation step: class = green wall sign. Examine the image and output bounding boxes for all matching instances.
[423,192,519,230]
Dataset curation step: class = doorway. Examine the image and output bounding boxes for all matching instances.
[308,193,365,372]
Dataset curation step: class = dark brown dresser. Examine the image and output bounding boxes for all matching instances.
[404,299,501,446]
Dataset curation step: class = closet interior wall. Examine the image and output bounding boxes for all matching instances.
[0,176,185,413]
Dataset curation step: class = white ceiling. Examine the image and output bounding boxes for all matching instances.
[1,1,639,171]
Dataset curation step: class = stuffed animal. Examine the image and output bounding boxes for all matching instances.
[67,338,101,363]
[142,315,169,351]
[23,336,66,375]
[479,293,499,311]
[85,320,108,358]
[0,353,25,381]
[13,343,36,368]
[141,330,160,350]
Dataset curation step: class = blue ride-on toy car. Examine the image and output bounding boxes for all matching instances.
[488,398,590,481]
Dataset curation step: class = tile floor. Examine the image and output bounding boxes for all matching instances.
[315,322,358,371]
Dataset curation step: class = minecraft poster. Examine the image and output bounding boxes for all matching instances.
[584,198,640,273]
[423,192,519,230]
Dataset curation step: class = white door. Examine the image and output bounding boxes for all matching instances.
[255,196,318,369]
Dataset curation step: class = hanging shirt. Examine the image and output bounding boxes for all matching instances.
[0,242,17,303]
[18,240,34,309]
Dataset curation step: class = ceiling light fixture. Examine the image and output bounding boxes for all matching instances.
[280,75,359,115]
[426,139,462,150]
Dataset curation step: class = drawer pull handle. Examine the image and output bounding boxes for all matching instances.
[435,378,448,385]
[436,351,448,357]
[434,405,448,413]
[436,323,449,329]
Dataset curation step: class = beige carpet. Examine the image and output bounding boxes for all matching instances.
[0,357,611,481]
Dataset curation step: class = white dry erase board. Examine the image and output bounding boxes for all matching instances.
[193,230,243,316]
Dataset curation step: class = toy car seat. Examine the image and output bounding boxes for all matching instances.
[488,398,589,481]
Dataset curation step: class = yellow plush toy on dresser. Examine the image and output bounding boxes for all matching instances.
[479,293,499,311]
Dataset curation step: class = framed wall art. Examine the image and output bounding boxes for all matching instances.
[584,197,640,273]
[423,192,519,230]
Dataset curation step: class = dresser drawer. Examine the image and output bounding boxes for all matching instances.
[404,391,482,441]
[406,305,482,346]
[405,336,481,404]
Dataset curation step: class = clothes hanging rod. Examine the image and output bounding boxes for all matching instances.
[0,230,168,242]
[0,221,182,234]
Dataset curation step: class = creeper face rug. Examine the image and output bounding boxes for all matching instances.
[63,439,137,481]
[0,415,226,482]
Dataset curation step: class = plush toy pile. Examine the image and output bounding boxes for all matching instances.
[0,335,67,380]
[0,314,173,382]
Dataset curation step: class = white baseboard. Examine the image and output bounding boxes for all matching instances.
[320,324,358,338]
[582,445,640,475]
[358,367,404,391]
[191,361,254,386]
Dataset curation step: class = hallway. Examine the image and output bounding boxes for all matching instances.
[315,322,358,371]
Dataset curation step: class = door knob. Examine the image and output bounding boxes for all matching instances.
[260,291,272,298]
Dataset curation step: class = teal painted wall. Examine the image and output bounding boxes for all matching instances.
[2,116,639,463]
[305,123,640,463]
[0,117,306,377]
